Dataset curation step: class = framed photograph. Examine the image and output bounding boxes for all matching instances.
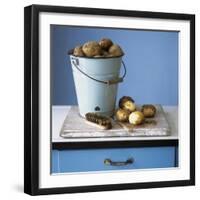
[24,4,195,195]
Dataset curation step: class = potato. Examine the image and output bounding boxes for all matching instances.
[82,41,102,57]
[73,46,85,57]
[141,105,156,118]
[129,111,144,125]
[122,101,136,112]
[108,44,124,57]
[115,108,130,122]
[99,38,113,50]
[102,50,109,57]
[119,96,136,112]
[93,50,109,58]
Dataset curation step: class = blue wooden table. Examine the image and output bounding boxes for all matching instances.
[51,106,178,173]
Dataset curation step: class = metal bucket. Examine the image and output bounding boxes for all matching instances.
[69,55,126,117]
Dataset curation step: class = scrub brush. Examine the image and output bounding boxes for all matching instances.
[85,113,112,130]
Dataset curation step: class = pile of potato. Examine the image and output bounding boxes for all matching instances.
[72,38,124,58]
[115,96,156,125]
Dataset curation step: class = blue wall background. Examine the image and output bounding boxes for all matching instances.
[51,25,178,106]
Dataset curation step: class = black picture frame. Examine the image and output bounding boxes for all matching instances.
[24,4,195,195]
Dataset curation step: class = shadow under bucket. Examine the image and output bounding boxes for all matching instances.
[69,54,126,117]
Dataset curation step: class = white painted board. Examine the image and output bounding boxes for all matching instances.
[60,105,171,138]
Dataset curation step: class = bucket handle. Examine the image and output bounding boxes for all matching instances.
[71,57,126,85]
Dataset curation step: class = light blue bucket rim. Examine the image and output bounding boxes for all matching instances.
[68,49,125,59]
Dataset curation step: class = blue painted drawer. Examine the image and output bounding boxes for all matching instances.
[51,147,175,173]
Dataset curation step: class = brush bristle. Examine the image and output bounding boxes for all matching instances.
[85,113,112,129]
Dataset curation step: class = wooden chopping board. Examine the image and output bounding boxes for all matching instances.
[60,105,170,138]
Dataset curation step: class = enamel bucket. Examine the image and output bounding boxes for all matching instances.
[69,55,126,117]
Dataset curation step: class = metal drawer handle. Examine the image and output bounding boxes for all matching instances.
[104,158,134,166]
